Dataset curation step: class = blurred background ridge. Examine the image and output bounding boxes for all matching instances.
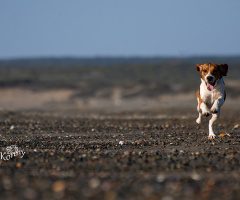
[0,57,239,112]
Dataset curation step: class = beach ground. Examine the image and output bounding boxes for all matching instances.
[0,102,239,200]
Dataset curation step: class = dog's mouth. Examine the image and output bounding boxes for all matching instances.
[205,81,215,91]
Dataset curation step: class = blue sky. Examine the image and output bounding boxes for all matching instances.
[0,1,240,59]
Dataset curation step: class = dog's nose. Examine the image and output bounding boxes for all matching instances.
[207,76,214,81]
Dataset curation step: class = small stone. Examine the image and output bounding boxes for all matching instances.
[119,141,124,145]
[233,124,239,129]
[156,174,165,183]
[52,180,66,193]
[16,162,22,168]
[191,173,201,181]
[219,133,228,137]
[89,178,100,189]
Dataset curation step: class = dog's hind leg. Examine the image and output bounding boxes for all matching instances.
[196,112,202,124]
[196,90,202,124]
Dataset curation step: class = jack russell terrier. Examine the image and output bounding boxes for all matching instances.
[196,63,228,139]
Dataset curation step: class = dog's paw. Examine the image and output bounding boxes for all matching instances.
[208,134,216,139]
[210,107,218,114]
[196,117,201,124]
[202,112,210,117]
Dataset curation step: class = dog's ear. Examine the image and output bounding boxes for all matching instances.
[196,64,201,71]
[219,64,228,76]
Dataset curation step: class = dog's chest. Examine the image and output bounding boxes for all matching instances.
[200,81,224,107]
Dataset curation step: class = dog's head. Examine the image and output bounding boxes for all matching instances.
[196,63,228,91]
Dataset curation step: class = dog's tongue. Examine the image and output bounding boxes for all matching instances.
[207,83,214,91]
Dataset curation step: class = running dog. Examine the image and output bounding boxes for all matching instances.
[196,63,228,139]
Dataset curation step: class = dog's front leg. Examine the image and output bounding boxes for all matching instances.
[200,102,210,117]
[210,96,224,114]
[208,112,220,139]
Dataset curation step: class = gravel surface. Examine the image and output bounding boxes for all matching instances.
[0,109,239,200]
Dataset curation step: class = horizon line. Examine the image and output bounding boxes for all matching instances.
[1,54,240,61]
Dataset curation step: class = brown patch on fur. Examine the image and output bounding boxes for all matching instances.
[196,63,228,82]
[196,89,202,111]
[219,64,228,76]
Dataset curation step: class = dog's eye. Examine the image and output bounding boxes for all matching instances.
[203,70,207,73]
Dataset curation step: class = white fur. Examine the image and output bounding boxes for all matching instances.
[204,64,216,84]
[197,78,225,139]
[196,112,202,124]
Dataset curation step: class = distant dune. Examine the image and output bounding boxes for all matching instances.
[0,57,239,112]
